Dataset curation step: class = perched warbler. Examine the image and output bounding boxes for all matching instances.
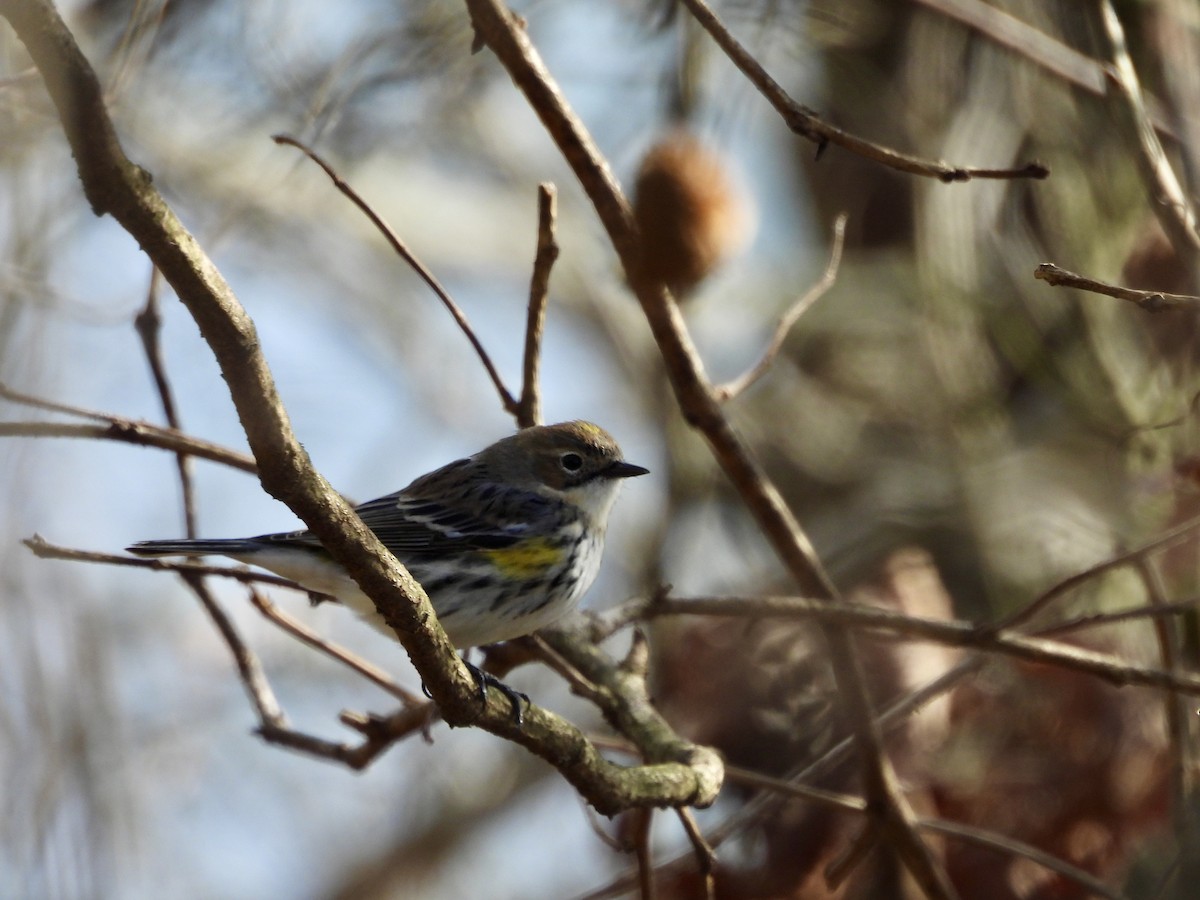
[128,421,648,649]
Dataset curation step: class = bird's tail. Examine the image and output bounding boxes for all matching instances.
[127,538,259,558]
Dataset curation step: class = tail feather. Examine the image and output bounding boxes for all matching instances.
[127,539,259,558]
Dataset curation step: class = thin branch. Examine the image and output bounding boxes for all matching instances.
[32,538,437,761]
[0,379,127,422]
[261,703,438,770]
[134,267,198,535]
[720,767,1123,900]
[538,622,723,801]
[24,534,315,591]
[716,212,847,401]
[582,657,985,899]
[189,552,416,771]
[631,808,656,900]
[1099,0,1200,269]
[528,633,606,704]
[677,0,1048,183]
[992,511,1200,631]
[0,418,257,473]
[912,0,1176,140]
[1035,263,1200,311]
[1038,594,1200,636]
[1136,558,1193,840]
[645,594,1200,696]
[915,818,1126,900]
[271,134,519,416]
[179,571,285,726]
[674,807,716,899]
[517,183,558,429]
[246,588,425,707]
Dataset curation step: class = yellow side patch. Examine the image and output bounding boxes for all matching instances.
[483,538,564,578]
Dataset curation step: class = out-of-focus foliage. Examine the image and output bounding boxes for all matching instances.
[4,0,1200,897]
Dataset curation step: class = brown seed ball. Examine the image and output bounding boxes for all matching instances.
[632,133,752,298]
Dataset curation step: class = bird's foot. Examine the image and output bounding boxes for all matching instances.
[420,659,529,726]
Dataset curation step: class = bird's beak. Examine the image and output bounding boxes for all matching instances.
[608,461,650,479]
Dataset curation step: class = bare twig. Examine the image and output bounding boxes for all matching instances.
[1,375,256,476]
[538,622,723,802]
[1035,262,1200,310]
[644,594,1200,696]
[582,657,984,899]
[271,133,519,416]
[674,807,716,899]
[992,511,1200,631]
[677,0,1048,183]
[1136,558,1193,839]
[1099,0,1200,269]
[24,535,300,589]
[528,633,606,704]
[518,183,558,429]
[260,702,438,770]
[630,808,656,900]
[915,818,1126,900]
[179,571,285,725]
[0,421,258,472]
[593,758,1123,899]
[247,588,425,706]
[716,213,847,401]
[721,766,1123,900]
[134,267,198,535]
[0,380,129,422]
[913,0,1176,140]
[1039,595,1200,636]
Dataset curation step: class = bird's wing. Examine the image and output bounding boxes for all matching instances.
[353,485,553,556]
[249,477,556,558]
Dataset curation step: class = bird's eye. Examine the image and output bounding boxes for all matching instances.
[560,452,584,472]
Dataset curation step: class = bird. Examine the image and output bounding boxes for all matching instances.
[128,421,647,716]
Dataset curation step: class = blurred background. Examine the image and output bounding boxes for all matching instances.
[3,0,1200,897]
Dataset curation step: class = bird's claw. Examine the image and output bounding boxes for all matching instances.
[465,660,529,726]
[420,661,529,726]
